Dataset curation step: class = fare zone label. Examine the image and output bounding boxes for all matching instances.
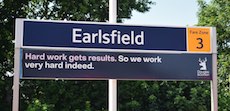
[188,28,211,52]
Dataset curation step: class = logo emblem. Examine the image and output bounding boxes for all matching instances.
[197,57,210,77]
[199,58,207,70]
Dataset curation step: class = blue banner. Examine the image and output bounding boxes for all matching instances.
[22,49,212,80]
[23,21,186,51]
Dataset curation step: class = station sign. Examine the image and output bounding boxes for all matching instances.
[15,19,214,80]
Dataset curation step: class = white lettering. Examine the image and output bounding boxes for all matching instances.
[135,31,144,45]
[82,33,91,43]
[25,53,45,60]
[102,33,110,44]
[72,28,82,43]
[25,62,43,70]
[72,28,145,45]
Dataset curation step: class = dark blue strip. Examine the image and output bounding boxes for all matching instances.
[23,21,186,51]
[22,49,212,80]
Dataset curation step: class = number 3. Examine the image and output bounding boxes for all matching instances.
[196,38,203,49]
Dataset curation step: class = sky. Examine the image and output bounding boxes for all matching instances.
[124,0,211,26]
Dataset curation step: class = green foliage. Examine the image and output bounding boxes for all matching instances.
[26,98,51,111]
[217,54,230,111]
[85,101,91,111]
[0,1,28,110]
[118,81,210,111]
[20,80,107,111]
[198,0,230,110]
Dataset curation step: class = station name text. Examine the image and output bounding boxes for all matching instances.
[72,28,144,45]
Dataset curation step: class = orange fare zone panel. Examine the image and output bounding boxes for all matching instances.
[187,28,211,52]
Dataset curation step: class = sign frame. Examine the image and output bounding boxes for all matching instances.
[13,17,217,111]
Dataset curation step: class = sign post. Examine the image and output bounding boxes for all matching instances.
[13,19,23,111]
[109,0,117,111]
[211,28,218,111]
